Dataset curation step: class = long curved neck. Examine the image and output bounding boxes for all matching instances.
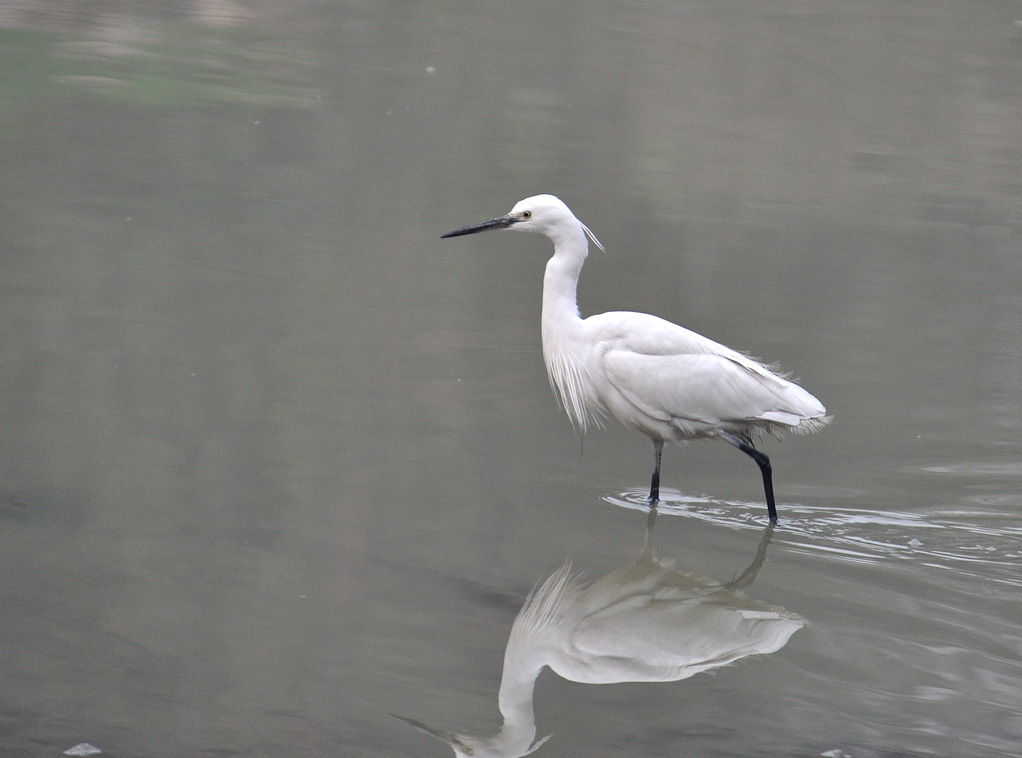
[540,226,597,432]
[540,226,588,329]
[540,228,588,364]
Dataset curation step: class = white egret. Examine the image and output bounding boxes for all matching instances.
[442,195,830,522]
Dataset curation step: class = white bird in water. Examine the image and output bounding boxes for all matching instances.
[442,195,830,523]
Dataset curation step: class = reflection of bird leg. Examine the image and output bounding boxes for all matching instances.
[643,502,658,551]
[725,524,775,591]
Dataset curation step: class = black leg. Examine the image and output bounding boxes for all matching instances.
[648,440,663,503]
[720,432,778,524]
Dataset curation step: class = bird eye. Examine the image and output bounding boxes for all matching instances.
[522,211,532,219]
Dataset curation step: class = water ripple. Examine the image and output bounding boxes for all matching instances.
[603,488,1022,586]
[923,461,1022,476]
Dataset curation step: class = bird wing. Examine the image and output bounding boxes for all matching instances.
[604,352,799,427]
[585,311,743,359]
[585,312,825,431]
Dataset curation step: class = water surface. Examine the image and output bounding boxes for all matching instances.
[1,3,1020,757]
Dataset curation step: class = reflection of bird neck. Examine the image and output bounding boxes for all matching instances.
[541,230,598,432]
[471,637,547,758]
[496,645,545,726]
[485,562,575,756]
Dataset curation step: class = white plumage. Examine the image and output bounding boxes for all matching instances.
[443,194,830,522]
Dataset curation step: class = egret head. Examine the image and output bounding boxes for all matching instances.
[442,194,604,251]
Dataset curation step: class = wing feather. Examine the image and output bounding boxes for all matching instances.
[584,312,827,436]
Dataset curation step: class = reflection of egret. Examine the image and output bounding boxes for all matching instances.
[442,195,830,522]
[397,512,803,757]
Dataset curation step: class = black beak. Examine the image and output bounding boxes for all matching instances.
[441,214,517,238]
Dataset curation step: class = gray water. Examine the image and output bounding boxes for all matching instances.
[1,3,1020,757]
